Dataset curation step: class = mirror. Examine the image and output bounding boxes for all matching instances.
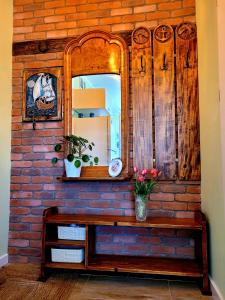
[72,74,121,166]
[64,31,129,179]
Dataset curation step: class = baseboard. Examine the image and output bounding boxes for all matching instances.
[210,276,225,300]
[0,254,8,268]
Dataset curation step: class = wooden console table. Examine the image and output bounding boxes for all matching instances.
[40,207,211,295]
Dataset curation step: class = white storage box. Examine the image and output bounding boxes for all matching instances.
[58,225,86,240]
[51,248,84,263]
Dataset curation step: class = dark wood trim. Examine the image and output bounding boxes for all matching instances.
[13,32,132,56]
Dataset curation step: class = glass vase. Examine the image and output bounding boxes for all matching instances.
[135,195,147,222]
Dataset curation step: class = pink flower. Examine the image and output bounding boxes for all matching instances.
[134,166,138,173]
[141,169,148,175]
[137,175,145,182]
[150,168,158,178]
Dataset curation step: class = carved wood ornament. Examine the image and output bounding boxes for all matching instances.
[64,30,129,179]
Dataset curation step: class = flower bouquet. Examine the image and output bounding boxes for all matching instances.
[133,167,160,221]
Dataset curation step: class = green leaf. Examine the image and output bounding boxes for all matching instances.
[51,157,58,164]
[82,154,90,163]
[90,161,93,166]
[74,159,81,168]
[94,157,99,165]
[67,154,74,162]
[54,144,62,152]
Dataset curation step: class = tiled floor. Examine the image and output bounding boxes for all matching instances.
[0,264,213,300]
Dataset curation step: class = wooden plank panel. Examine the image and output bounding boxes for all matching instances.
[153,25,176,180]
[176,22,200,180]
[132,27,153,170]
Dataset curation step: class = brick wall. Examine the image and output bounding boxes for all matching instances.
[10,0,199,263]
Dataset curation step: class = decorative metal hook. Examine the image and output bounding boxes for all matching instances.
[161,53,168,71]
[32,110,36,130]
[32,115,36,130]
[138,55,146,73]
[184,49,192,69]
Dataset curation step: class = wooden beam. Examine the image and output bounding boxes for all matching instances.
[132,27,153,170]
[153,25,176,180]
[176,22,200,180]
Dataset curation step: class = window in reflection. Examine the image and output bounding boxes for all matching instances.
[72,74,121,166]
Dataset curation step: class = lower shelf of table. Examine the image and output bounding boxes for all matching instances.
[45,262,86,270]
[44,255,203,278]
[87,255,203,277]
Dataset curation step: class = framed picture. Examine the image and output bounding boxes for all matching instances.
[108,158,123,177]
[22,67,62,122]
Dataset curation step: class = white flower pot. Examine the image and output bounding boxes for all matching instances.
[64,158,82,177]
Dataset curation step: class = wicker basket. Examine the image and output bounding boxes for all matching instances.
[57,225,86,240]
[51,248,84,263]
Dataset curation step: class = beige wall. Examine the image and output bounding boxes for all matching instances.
[0,0,12,260]
[196,0,225,298]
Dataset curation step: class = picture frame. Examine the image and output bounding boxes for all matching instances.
[22,67,62,122]
[108,158,123,177]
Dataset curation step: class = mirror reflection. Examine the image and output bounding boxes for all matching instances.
[72,74,121,166]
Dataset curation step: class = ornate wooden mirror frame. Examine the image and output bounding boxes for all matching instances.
[64,30,129,179]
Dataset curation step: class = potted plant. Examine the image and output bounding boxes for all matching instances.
[133,167,160,221]
[52,135,99,177]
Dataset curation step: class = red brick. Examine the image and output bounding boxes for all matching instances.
[11,191,33,199]
[80,193,100,200]
[150,193,174,201]
[34,9,54,17]
[77,4,98,12]
[10,184,21,191]
[160,184,186,193]
[10,208,31,215]
[134,4,156,13]
[9,223,30,231]
[12,145,32,153]
[176,247,194,257]
[183,0,195,7]
[10,199,42,207]
[111,7,132,16]
[122,0,145,6]
[176,211,195,218]
[146,11,170,20]
[175,194,201,202]
[14,26,33,34]
[162,202,187,211]
[45,0,65,9]
[122,14,146,23]
[18,248,41,256]
[35,23,55,31]
[186,185,200,193]
[9,231,41,240]
[158,1,182,10]
[12,161,32,168]
[171,7,195,17]
[21,216,42,223]
[151,245,175,255]
[8,239,29,247]
[11,176,31,184]
[137,236,160,244]
[77,19,99,27]
[14,12,33,20]
[151,228,176,237]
